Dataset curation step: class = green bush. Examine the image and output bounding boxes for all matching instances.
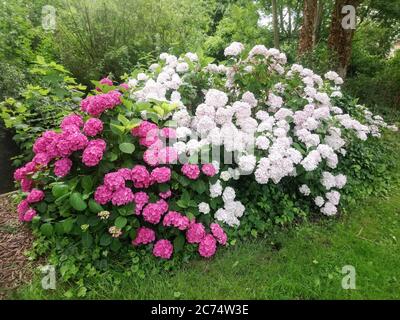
[0,57,86,166]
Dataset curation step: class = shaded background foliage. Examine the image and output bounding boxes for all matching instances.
[1,0,399,112]
[0,0,399,185]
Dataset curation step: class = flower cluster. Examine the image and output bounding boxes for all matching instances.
[80,90,122,117]
[14,42,397,264]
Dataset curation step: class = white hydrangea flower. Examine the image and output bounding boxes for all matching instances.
[220,170,231,181]
[299,184,311,196]
[224,42,245,57]
[176,62,189,73]
[185,52,198,62]
[326,191,340,206]
[321,202,337,216]
[241,91,258,108]
[210,180,223,198]
[222,186,236,203]
[198,202,210,214]
[314,196,325,207]
[238,155,257,173]
[205,89,228,108]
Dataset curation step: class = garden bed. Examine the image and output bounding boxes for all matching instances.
[0,194,34,299]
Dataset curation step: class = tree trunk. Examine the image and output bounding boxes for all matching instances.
[298,0,318,56]
[328,0,361,79]
[279,2,285,36]
[312,0,324,46]
[272,0,280,49]
[288,2,292,38]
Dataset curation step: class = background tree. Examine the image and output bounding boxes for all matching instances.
[298,0,318,55]
[328,0,362,78]
[271,0,280,48]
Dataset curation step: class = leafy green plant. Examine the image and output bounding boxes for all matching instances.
[0,56,86,166]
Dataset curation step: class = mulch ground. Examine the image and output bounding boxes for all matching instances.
[0,193,35,299]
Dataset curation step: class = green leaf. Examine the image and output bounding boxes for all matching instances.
[192,180,206,194]
[127,118,141,130]
[62,218,75,233]
[173,234,185,252]
[40,223,54,237]
[110,238,122,252]
[82,232,93,248]
[88,199,103,213]
[110,122,126,135]
[69,192,87,211]
[52,184,69,198]
[118,114,130,126]
[106,152,118,162]
[100,233,112,246]
[81,176,93,192]
[177,200,188,209]
[119,142,135,154]
[115,216,128,229]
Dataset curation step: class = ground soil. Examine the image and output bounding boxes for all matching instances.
[0,194,34,299]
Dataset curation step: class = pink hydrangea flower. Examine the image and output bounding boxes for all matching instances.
[83,118,104,137]
[201,164,216,177]
[163,211,190,231]
[150,167,171,184]
[54,158,72,177]
[14,167,27,181]
[80,90,122,117]
[131,165,151,188]
[94,185,113,205]
[143,148,159,167]
[62,124,81,134]
[14,162,36,182]
[159,190,172,199]
[181,164,200,180]
[186,222,206,243]
[156,199,169,213]
[142,200,168,224]
[131,121,158,138]
[66,132,89,152]
[21,178,33,192]
[23,208,37,222]
[119,83,129,90]
[27,189,45,204]
[160,128,177,139]
[82,146,104,167]
[112,187,135,206]
[210,223,227,245]
[139,135,160,148]
[104,172,125,191]
[153,239,173,259]
[17,200,29,221]
[60,114,83,130]
[88,139,107,152]
[133,191,149,215]
[132,227,155,246]
[117,168,132,181]
[99,77,113,86]
[33,153,50,166]
[198,234,217,258]
[158,147,178,164]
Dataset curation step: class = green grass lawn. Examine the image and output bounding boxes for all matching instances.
[13,185,400,300]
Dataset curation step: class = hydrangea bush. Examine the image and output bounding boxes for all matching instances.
[14,43,398,265]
